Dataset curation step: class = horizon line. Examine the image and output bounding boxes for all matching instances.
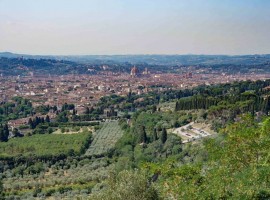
[1,51,270,57]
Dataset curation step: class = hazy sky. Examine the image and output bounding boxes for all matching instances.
[0,0,270,55]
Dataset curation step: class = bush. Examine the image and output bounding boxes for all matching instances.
[90,170,161,200]
[18,125,29,130]
[33,188,42,197]
[45,189,55,197]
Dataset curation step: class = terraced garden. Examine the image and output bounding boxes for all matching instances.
[85,121,124,156]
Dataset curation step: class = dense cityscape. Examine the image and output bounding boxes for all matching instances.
[2,63,270,109]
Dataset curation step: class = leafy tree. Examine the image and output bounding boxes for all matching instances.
[48,127,53,134]
[61,103,75,111]
[142,115,270,199]
[56,112,69,123]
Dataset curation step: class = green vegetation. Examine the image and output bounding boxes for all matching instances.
[139,115,270,199]
[85,121,124,157]
[89,114,270,199]
[2,157,112,199]
[112,110,183,171]
[1,54,270,76]
[90,170,160,200]
[0,57,97,76]
[2,79,270,199]
[0,180,3,200]
[0,132,92,158]
[0,97,33,123]
[0,124,9,142]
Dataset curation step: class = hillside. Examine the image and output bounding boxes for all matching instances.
[1,54,270,76]
[1,79,270,199]
[2,52,270,65]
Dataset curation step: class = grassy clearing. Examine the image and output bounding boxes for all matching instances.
[192,122,216,134]
[0,132,91,158]
[158,101,176,112]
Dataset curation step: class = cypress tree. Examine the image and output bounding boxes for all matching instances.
[175,101,179,111]
[161,128,167,144]
[28,118,34,129]
[139,125,147,143]
[85,107,90,114]
[41,117,45,123]
[0,179,3,199]
[89,107,94,114]
[3,124,9,141]
[0,124,9,142]
[153,128,158,141]
[45,115,50,123]
[53,105,57,112]
[0,129,4,142]
[35,116,40,125]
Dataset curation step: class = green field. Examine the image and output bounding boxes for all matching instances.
[85,121,124,156]
[0,132,92,158]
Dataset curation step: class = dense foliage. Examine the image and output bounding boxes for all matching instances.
[0,180,3,200]
[90,170,160,200]
[139,115,270,199]
[0,57,95,76]
[111,110,183,172]
[0,97,33,123]
[0,124,9,142]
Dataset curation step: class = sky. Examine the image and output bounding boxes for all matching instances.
[0,0,270,55]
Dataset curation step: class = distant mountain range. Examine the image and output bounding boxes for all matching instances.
[1,52,270,66]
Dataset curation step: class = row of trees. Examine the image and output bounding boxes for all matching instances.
[28,116,50,129]
[175,92,270,117]
[138,126,167,144]
[93,80,270,114]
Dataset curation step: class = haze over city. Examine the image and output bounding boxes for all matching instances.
[1,0,270,55]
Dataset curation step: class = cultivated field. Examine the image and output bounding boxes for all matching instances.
[0,132,91,158]
[85,121,124,156]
